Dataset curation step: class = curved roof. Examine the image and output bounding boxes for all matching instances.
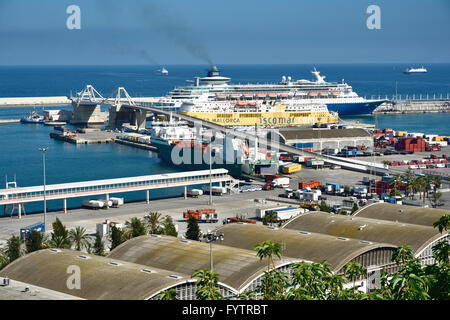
[0,249,190,300]
[216,223,397,272]
[107,235,299,293]
[282,211,444,255]
[354,203,449,228]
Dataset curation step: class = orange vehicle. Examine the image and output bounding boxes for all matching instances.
[224,217,257,224]
[183,209,218,223]
[298,180,320,190]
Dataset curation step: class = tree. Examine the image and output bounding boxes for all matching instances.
[389,188,402,197]
[392,245,415,265]
[26,230,47,253]
[69,226,90,251]
[0,247,9,271]
[254,240,282,271]
[432,214,449,233]
[145,212,163,235]
[192,269,222,300]
[93,232,105,256]
[50,218,71,249]
[185,215,200,241]
[6,235,22,263]
[263,211,278,226]
[124,217,147,239]
[162,215,178,237]
[158,289,178,300]
[351,202,359,214]
[343,261,367,288]
[319,200,331,213]
[109,225,126,250]
[430,191,443,208]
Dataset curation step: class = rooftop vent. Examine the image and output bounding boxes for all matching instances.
[108,261,123,267]
[48,249,61,253]
[141,269,156,274]
[168,275,183,280]
[77,255,91,260]
[360,240,373,245]
[299,231,311,235]
[151,234,162,238]
[337,237,349,241]
[267,226,278,230]
[180,240,191,244]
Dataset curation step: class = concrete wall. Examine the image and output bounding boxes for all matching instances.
[70,102,105,125]
[108,105,146,130]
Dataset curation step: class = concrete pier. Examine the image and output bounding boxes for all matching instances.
[375,99,450,114]
[0,96,71,107]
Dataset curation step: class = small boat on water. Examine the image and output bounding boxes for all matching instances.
[155,67,168,75]
[20,110,48,124]
[404,66,427,74]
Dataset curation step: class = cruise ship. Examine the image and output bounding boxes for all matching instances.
[179,97,338,127]
[154,66,385,115]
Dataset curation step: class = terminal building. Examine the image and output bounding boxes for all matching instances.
[268,128,373,152]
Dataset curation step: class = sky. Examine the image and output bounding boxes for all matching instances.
[0,0,449,65]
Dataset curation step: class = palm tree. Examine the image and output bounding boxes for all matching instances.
[144,212,163,234]
[6,235,22,263]
[402,171,415,198]
[263,211,278,226]
[343,261,367,288]
[69,226,90,251]
[158,289,178,300]
[392,173,404,191]
[254,240,282,271]
[192,269,222,300]
[432,214,449,233]
[392,245,414,265]
[430,191,443,208]
[124,217,147,239]
[48,235,71,249]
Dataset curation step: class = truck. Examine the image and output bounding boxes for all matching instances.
[271,177,290,188]
[298,180,320,190]
[20,222,45,240]
[202,185,227,196]
[186,189,203,198]
[223,217,257,224]
[82,199,105,209]
[183,209,218,223]
[282,163,302,174]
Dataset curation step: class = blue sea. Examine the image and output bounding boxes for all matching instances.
[0,64,449,214]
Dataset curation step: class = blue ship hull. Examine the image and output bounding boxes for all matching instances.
[325,100,386,116]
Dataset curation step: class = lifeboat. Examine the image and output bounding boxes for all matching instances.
[256,94,266,99]
[331,92,341,95]
[319,92,329,96]
[236,100,246,106]
[247,101,257,107]
[215,94,227,100]
[243,94,254,99]
[268,93,278,98]
[229,94,241,99]
[308,92,319,96]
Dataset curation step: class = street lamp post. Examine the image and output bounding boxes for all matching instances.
[38,147,48,232]
[209,142,213,205]
[203,231,224,272]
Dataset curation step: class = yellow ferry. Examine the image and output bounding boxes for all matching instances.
[179,98,338,126]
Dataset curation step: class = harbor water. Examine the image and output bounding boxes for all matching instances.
[0,64,449,214]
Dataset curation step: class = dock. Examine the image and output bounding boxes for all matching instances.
[113,138,158,151]
[0,119,20,124]
[50,130,118,144]
[374,98,450,114]
[0,96,71,107]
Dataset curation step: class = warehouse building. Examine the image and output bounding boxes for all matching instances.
[217,223,398,278]
[0,249,194,300]
[354,202,449,228]
[282,211,447,266]
[107,234,301,298]
[268,128,373,152]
